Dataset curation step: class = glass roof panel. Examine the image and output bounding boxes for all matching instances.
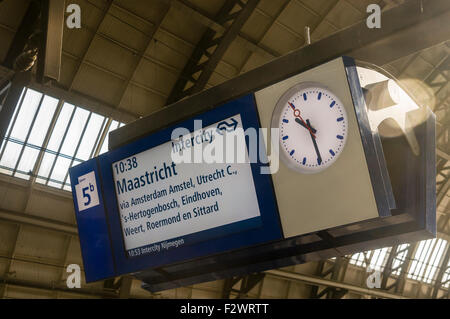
[14,146,40,180]
[349,247,390,271]
[75,113,106,161]
[48,156,71,188]
[27,95,59,147]
[407,239,448,283]
[1,87,126,189]
[371,247,389,271]
[46,103,75,152]
[9,88,42,142]
[423,239,447,283]
[0,88,25,153]
[59,107,90,157]
[99,120,119,155]
[0,141,22,175]
[36,152,56,181]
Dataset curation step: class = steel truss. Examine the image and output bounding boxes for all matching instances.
[310,257,349,299]
[221,273,265,299]
[166,0,260,104]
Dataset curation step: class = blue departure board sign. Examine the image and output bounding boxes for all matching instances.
[69,94,283,282]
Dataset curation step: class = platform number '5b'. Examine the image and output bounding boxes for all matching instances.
[82,182,95,206]
[75,171,100,212]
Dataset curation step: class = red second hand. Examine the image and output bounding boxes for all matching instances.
[288,102,316,138]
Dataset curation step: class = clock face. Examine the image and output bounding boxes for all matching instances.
[271,82,348,174]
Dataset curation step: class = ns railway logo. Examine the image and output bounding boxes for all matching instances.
[216,118,238,135]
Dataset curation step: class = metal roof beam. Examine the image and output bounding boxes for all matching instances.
[170,0,277,60]
[116,3,171,109]
[110,0,450,149]
[193,0,261,93]
[266,269,408,299]
[0,224,21,298]
[0,275,118,298]
[0,72,29,140]
[68,0,113,90]
[0,208,78,236]
[28,79,137,123]
[437,149,450,162]
[2,0,41,69]
[167,0,261,104]
[437,176,450,206]
[310,257,348,299]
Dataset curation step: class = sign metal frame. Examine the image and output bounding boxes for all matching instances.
[70,56,435,290]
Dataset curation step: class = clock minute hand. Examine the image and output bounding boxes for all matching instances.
[295,118,317,134]
[307,119,322,165]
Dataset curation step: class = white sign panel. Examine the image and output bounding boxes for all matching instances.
[112,115,261,256]
[75,171,100,212]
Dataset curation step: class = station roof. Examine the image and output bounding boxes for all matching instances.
[0,0,448,299]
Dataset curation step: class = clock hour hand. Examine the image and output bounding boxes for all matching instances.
[306,119,322,165]
[295,118,317,134]
[288,102,316,138]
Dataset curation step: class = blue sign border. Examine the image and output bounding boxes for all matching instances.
[69,159,116,282]
[97,93,283,276]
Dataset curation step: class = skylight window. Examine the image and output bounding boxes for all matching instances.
[407,238,448,284]
[441,258,450,289]
[0,87,125,191]
[347,239,449,287]
[348,247,390,271]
